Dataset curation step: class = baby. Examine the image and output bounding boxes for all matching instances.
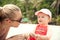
[28,8,52,40]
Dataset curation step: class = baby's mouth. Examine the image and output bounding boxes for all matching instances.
[39,20,42,22]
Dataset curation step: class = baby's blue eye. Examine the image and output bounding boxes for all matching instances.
[42,16,44,18]
[37,16,45,18]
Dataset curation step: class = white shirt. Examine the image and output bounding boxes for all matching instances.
[6,24,60,40]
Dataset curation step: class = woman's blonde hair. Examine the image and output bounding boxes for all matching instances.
[0,4,22,22]
[0,7,4,22]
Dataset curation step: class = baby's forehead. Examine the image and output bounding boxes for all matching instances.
[37,12,48,16]
[37,13,50,18]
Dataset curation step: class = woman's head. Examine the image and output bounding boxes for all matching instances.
[0,4,22,27]
[3,4,22,20]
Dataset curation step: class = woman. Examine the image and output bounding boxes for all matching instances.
[0,4,22,40]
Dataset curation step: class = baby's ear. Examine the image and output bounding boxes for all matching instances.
[49,18,51,23]
[48,19,52,24]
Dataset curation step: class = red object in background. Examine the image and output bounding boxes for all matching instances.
[35,24,47,35]
[28,35,36,40]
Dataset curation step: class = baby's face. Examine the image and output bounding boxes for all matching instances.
[37,12,50,25]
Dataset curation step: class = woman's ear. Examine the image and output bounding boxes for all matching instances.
[4,18,11,23]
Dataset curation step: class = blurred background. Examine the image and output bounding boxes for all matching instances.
[0,0,60,25]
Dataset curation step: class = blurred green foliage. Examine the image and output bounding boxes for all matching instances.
[56,15,60,25]
[0,0,60,25]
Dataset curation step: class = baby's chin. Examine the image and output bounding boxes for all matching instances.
[38,23,48,26]
[39,23,42,24]
[38,22,45,25]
